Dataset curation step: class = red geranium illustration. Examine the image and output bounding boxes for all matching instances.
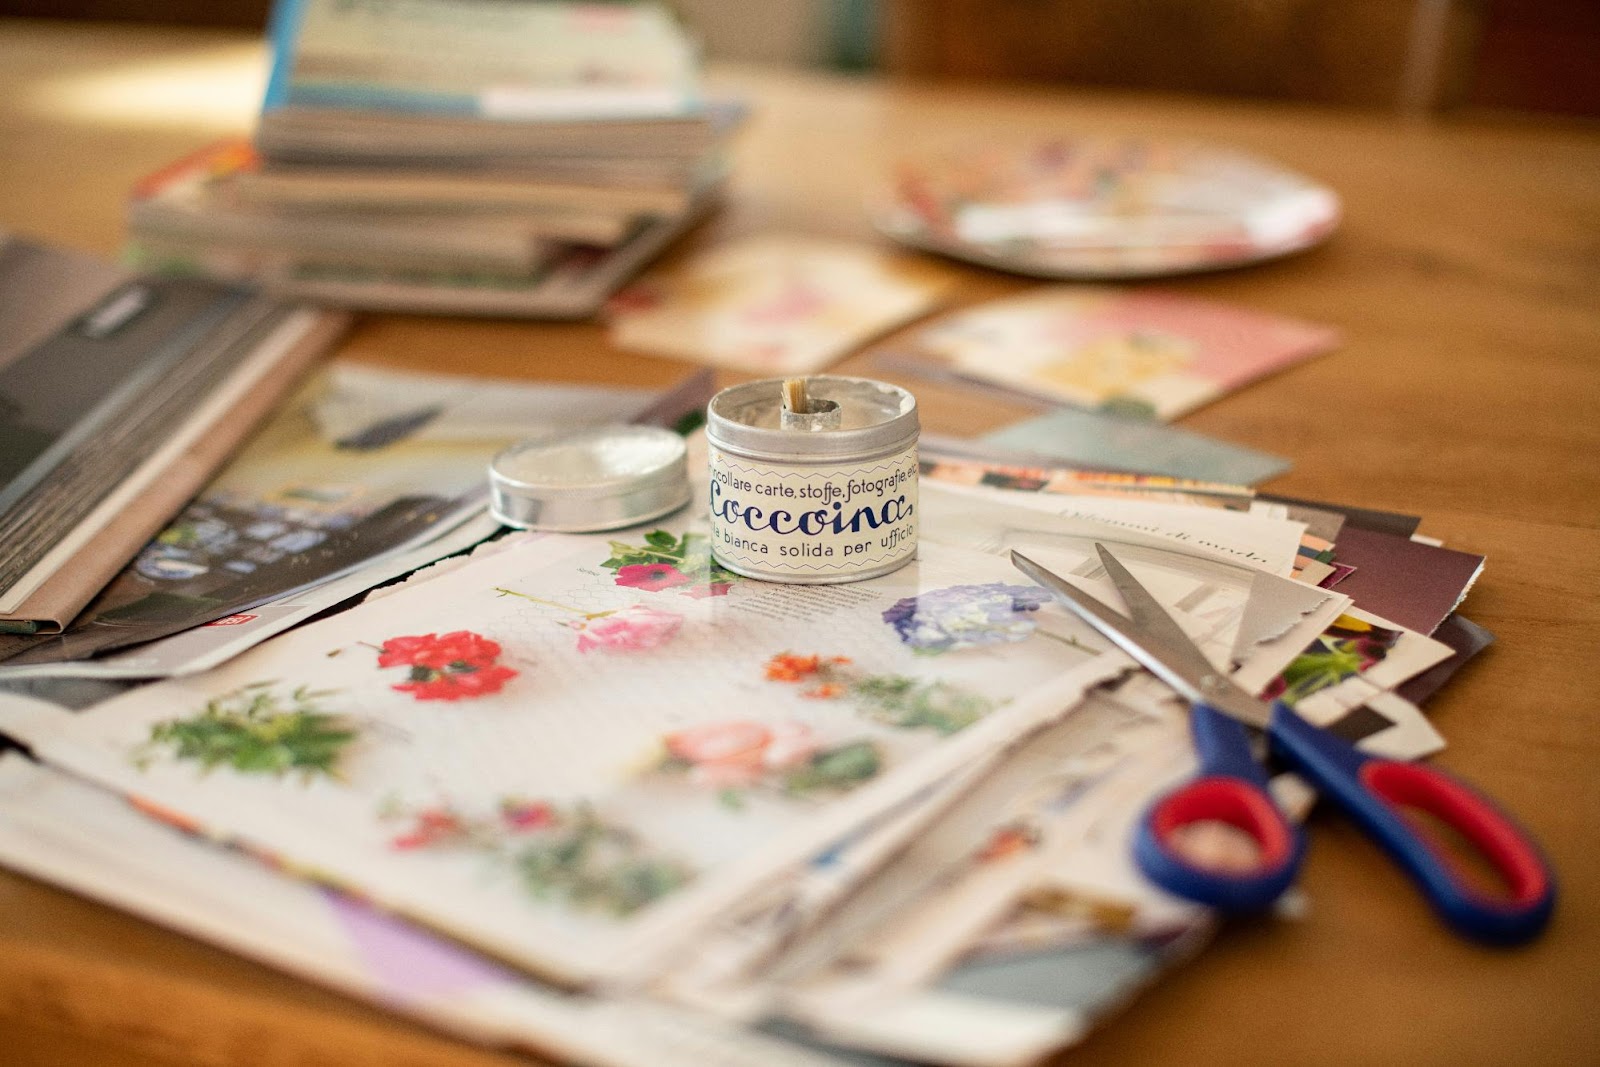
[378,630,518,702]
[613,562,696,592]
[379,631,502,670]
[500,799,558,832]
[389,799,558,850]
[391,807,469,850]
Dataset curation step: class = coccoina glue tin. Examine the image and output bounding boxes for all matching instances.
[705,376,919,584]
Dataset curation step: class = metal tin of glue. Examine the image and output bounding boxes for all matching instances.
[705,376,919,584]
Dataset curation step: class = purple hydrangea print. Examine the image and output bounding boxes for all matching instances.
[882,583,1054,653]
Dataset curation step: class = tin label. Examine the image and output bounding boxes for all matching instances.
[707,445,919,582]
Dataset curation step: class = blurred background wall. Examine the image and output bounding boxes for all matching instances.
[881,0,1600,115]
[3,0,1595,115]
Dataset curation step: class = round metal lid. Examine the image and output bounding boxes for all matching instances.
[488,425,691,532]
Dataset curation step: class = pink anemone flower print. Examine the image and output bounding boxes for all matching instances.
[573,604,684,654]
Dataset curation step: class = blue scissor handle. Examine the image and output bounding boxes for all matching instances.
[1267,704,1556,946]
[1134,703,1305,912]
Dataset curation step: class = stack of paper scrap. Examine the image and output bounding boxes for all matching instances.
[126,0,738,318]
[0,428,1493,1066]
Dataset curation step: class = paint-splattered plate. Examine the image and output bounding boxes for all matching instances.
[871,137,1340,279]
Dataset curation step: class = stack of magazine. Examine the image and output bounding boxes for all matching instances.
[0,232,347,636]
[126,0,739,318]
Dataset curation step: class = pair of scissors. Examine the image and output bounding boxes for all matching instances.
[1011,544,1555,946]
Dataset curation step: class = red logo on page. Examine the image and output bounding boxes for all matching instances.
[205,614,258,627]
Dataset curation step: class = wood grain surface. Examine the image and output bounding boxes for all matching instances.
[1,18,1597,1067]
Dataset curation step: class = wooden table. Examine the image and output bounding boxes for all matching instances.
[2,18,1598,1067]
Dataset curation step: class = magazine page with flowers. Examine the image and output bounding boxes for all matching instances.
[0,519,1127,987]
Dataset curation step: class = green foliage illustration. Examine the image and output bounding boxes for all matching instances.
[849,674,995,735]
[513,805,694,918]
[139,681,355,780]
[764,651,999,735]
[780,739,884,795]
[386,798,695,919]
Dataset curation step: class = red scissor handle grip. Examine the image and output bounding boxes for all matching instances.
[1148,776,1299,870]
[1360,761,1552,909]
[1271,707,1556,945]
[1136,772,1304,912]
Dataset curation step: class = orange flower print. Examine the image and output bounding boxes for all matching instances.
[764,652,850,683]
[977,823,1040,863]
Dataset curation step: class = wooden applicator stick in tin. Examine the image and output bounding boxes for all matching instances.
[780,376,842,431]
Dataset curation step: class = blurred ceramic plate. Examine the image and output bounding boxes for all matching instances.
[871,137,1340,279]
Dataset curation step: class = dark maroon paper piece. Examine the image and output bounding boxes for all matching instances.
[1330,527,1485,636]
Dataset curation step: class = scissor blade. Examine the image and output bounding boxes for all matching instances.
[1093,543,1224,687]
[1011,548,1273,731]
[1011,548,1136,634]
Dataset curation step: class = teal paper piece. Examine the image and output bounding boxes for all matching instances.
[981,408,1290,486]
